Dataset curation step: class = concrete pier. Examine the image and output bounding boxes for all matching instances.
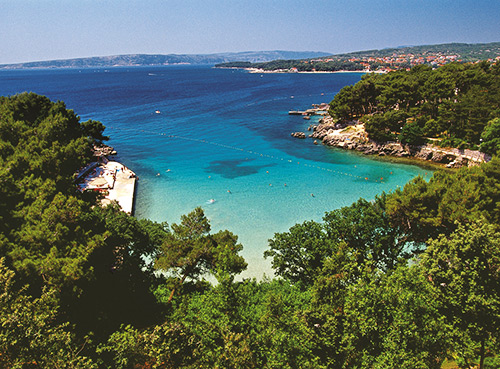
[104,161,136,214]
[78,160,137,215]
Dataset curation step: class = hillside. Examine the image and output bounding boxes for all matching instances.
[0,50,330,69]
[216,41,500,72]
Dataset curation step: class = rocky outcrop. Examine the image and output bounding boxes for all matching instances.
[93,144,116,158]
[308,120,491,168]
[291,132,306,139]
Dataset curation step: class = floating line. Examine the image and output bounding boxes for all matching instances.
[107,126,387,183]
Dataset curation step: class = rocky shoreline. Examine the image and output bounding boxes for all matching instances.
[292,115,491,168]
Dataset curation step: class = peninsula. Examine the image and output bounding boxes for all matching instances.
[289,58,500,167]
[293,113,491,168]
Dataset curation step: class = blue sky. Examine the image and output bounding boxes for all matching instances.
[1,0,499,64]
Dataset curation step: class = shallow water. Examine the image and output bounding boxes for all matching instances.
[0,66,431,278]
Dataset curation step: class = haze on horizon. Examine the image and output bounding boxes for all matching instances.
[1,0,499,65]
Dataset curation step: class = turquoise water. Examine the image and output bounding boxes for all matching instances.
[0,66,431,278]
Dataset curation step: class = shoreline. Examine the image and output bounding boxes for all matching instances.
[217,66,386,74]
[291,112,491,169]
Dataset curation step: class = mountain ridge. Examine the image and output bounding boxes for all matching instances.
[0,51,331,69]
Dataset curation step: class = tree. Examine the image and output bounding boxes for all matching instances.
[323,195,407,272]
[155,207,247,303]
[364,113,395,142]
[421,220,500,369]
[98,323,198,369]
[0,259,96,368]
[342,264,448,369]
[480,118,500,156]
[400,121,426,146]
[265,220,332,287]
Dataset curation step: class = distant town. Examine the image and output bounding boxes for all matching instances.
[216,41,500,72]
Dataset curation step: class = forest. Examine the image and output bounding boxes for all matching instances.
[1,90,500,368]
[328,61,500,153]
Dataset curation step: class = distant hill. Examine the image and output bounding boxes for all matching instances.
[216,42,500,72]
[329,42,500,61]
[0,51,331,70]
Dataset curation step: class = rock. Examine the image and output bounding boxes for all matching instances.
[313,140,318,145]
[291,132,306,139]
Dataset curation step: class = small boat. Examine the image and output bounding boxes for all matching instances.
[155,110,161,114]
[208,199,215,204]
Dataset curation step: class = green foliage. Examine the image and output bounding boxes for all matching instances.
[343,265,448,369]
[266,195,407,288]
[155,207,247,302]
[364,113,396,142]
[0,259,96,368]
[421,220,500,368]
[98,323,198,369]
[0,93,114,292]
[0,93,169,362]
[265,220,332,287]
[386,158,500,243]
[400,121,426,145]
[480,118,500,156]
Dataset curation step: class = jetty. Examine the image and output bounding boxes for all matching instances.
[77,159,137,215]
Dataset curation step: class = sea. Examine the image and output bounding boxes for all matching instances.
[0,65,432,278]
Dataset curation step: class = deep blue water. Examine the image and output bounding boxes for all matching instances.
[0,66,431,278]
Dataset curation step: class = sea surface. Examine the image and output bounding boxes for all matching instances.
[0,66,432,278]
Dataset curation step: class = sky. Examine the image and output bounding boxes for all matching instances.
[0,0,499,64]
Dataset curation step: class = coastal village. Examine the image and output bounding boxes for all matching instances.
[76,145,137,214]
[226,43,500,74]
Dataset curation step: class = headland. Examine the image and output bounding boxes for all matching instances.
[291,108,491,169]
